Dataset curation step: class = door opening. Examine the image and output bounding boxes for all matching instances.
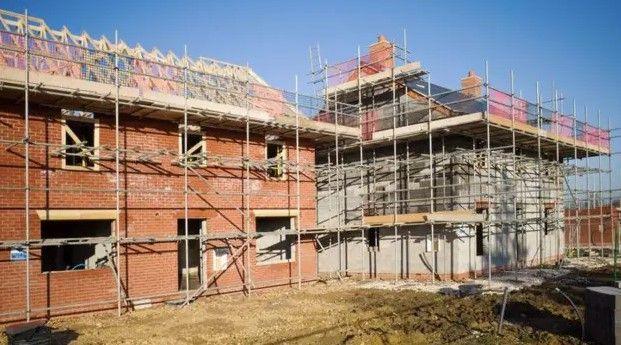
[178,219,203,290]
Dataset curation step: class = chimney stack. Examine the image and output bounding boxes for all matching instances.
[460,70,482,98]
[368,34,393,70]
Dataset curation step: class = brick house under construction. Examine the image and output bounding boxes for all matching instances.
[0,10,359,321]
[0,9,613,322]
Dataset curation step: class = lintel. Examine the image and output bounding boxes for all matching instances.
[36,209,118,221]
[253,209,299,218]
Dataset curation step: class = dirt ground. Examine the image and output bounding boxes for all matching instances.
[1,258,617,345]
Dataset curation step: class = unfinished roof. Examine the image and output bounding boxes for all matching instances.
[318,34,610,157]
[0,9,360,144]
[0,9,256,83]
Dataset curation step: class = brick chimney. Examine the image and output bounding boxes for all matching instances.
[368,35,393,70]
[460,70,482,98]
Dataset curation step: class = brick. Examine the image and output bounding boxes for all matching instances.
[0,101,318,320]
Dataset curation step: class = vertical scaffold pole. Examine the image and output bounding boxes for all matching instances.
[245,63,252,294]
[403,29,407,63]
[357,45,365,279]
[332,68,342,278]
[428,72,435,283]
[472,138,477,278]
[372,150,377,279]
[405,141,410,278]
[485,61,492,287]
[23,9,31,322]
[607,118,613,260]
[326,153,333,278]
[392,43,398,283]
[510,70,518,270]
[536,82,543,266]
[554,90,561,263]
[402,44,410,279]
[598,110,604,256]
[441,136,446,275]
[183,45,190,303]
[295,75,302,289]
[114,29,122,316]
[585,106,591,256]
[573,100,580,257]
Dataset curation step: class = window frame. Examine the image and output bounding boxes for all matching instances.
[40,219,113,273]
[255,215,297,266]
[178,125,207,167]
[60,116,100,171]
[265,140,287,180]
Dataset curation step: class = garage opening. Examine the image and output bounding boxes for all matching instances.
[256,217,294,264]
[178,219,204,290]
[41,220,112,272]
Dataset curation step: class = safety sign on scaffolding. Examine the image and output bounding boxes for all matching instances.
[10,248,27,261]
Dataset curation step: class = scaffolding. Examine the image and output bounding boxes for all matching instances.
[312,35,617,286]
[0,9,360,321]
[0,9,619,322]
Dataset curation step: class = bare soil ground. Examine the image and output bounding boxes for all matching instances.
[1,258,616,344]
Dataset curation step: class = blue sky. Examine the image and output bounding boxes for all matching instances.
[3,0,620,123]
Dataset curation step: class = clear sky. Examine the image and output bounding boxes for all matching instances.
[3,0,620,124]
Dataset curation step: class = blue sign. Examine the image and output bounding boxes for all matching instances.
[10,249,27,261]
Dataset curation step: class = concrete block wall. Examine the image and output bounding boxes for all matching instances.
[0,101,317,320]
[317,223,564,280]
[316,135,565,279]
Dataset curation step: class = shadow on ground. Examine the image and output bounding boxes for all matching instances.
[500,301,580,337]
[52,328,79,344]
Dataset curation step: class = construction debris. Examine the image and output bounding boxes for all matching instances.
[356,268,571,295]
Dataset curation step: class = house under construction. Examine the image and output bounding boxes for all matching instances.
[0,9,617,322]
[314,35,613,282]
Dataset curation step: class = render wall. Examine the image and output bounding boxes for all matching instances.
[316,135,565,279]
[0,101,318,320]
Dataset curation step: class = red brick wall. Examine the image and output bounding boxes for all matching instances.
[0,101,318,320]
[564,206,618,249]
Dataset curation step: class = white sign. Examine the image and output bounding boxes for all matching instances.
[10,249,27,261]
